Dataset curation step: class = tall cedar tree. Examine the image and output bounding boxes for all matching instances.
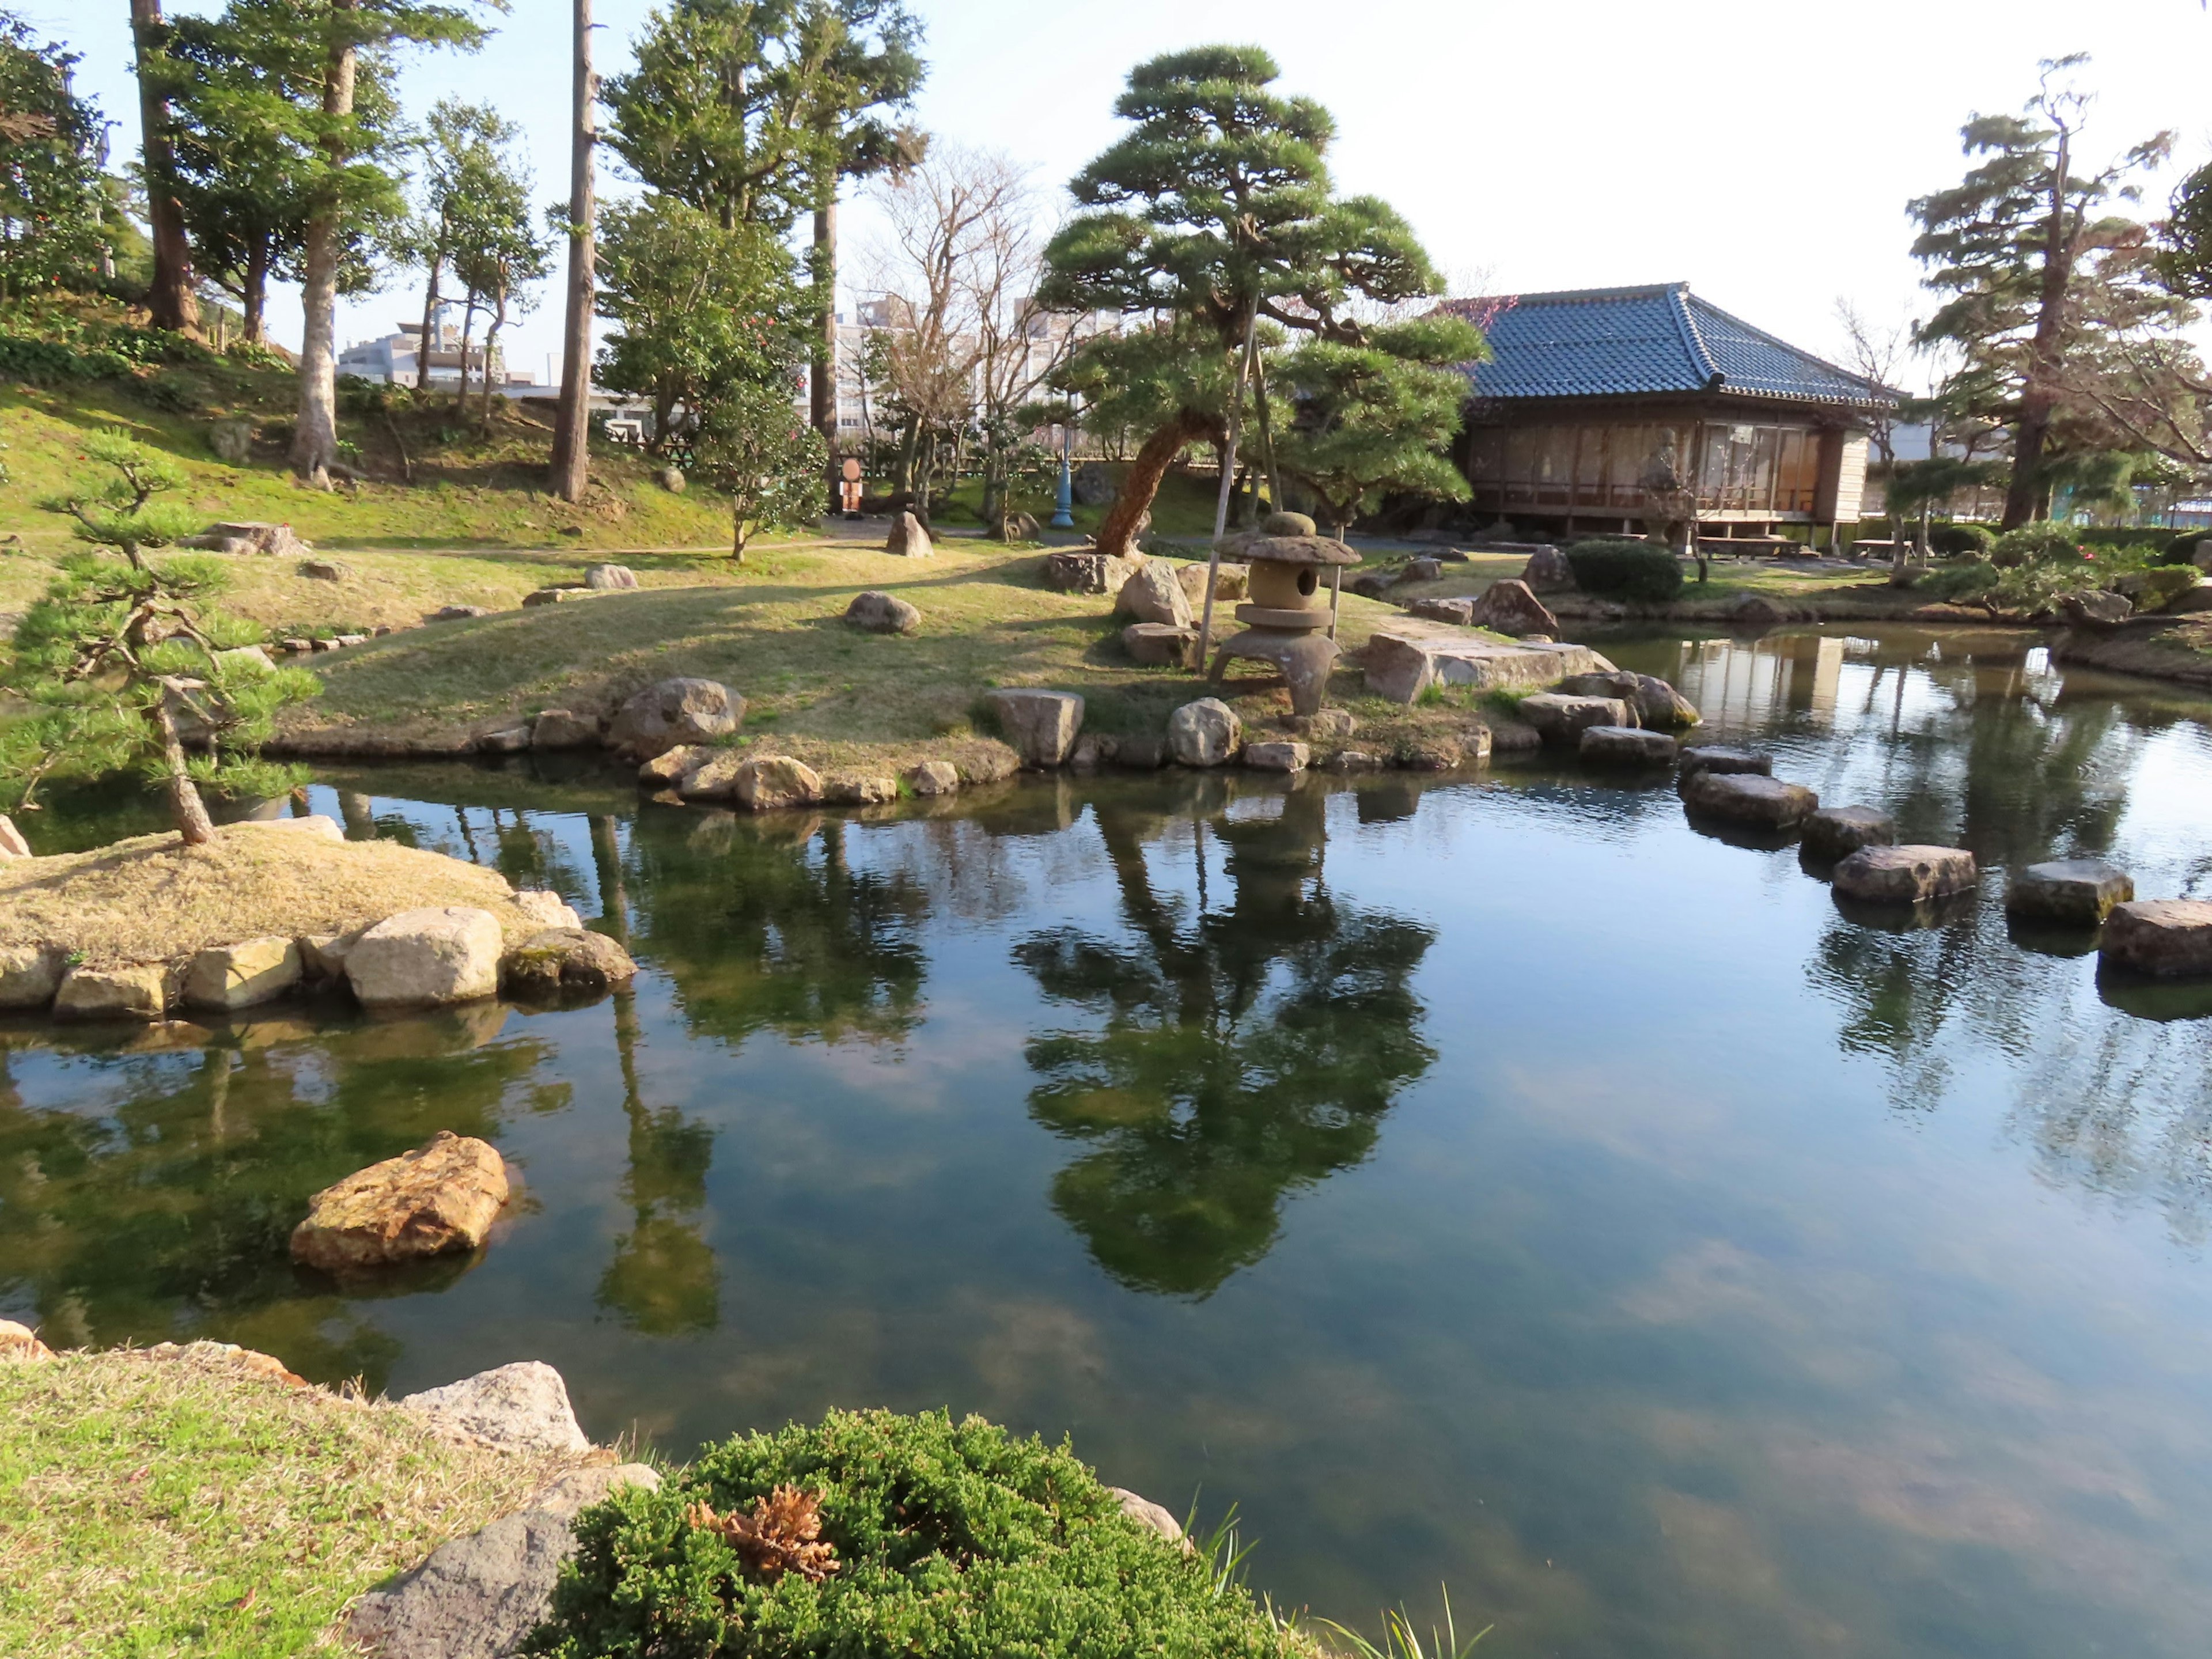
[0,14,115,298]
[1908,56,2179,527]
[1040,47,1442,556]
[166,0,404,346]
[5,433,315,843]
[130,0,200,334]
[289,0,492,486]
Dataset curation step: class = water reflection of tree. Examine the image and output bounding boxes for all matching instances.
[1013,781,1436,1296]
[623,811,929,1047]
[0,1016,549,1386]
[594,986,721,1333]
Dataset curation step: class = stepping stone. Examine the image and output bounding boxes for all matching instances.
[2007,859,2134,926]
[2100,899,2212,978]
[1580,725,1677,766]
[1243,740,1309,772]
[1678,745,1770,781]
[1832,845,1978,904]
[1680,770,1818,829]
[1802,805,1895,859]
[1520,692,1631,745]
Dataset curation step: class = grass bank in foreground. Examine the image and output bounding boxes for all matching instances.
[0,1343,588,1659]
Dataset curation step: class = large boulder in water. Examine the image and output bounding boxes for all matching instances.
[987,690,1085,767]
[2099,899,2212,978]
[2007,859,2134,926]
[1832,845,1978,904]
[605,677,744,760]
[1681,770,1818,829]
[1168,697,1241,767]
[346,906,503,1007]
[289,1130,510,1272]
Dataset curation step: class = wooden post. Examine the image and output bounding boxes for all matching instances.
[1197,312,1260,675]
[1327,565,1342,641]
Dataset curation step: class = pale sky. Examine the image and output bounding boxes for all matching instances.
[46,0,2212,392]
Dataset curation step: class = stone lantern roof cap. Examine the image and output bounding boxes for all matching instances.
[1221,533,1362,567]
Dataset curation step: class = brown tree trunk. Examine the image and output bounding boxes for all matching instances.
[243,237,270,344]
[1095,411,1214,558]
[417,241,444,388]
[811,193,839,507]
[152,692,214,846]
[131,0,200,337]
[290,0,358,482]
[482,286,507,422]
[548,0,595,502]
[2004,127,2075,531]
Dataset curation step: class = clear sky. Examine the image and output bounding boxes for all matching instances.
[41,0,2212,391]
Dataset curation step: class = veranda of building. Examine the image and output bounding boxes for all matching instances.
[1440,285,1899,544]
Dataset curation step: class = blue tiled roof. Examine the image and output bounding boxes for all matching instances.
[1439,284,1897,408]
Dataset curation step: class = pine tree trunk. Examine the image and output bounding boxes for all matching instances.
[548,0,594,502]
[812,192,839,508]
[131,0,200,337]
[1095,411,1212,558]
[243,237,269,344]
[482,287,507,422]
[2005,128,2076,531]
[417,244,443,389]
[290,0,358,482]
[152,692,215,846]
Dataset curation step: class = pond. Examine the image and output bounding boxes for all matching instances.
[6,624,2212,1658]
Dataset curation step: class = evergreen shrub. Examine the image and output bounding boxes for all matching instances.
[1563,539,1684,601]
[527,1409,1298,1659]
[1928,523,1995,559]
[1990,522,2082,567]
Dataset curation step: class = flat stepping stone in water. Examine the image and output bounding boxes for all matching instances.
[1832,845,1978,904]
[1680,770,1819,828]
[1677,744,1770,783]
[1520,692,1631,745]
[2008,859,2134,926]
[1802,805,1896,859]
[2100,899,2212,978]
[1243,740,1309,772]
[1580,725,1678,766]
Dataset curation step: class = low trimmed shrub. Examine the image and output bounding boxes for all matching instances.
[2133,565,2205,612]
[528,1409,1298,1659]
[1914,563,1999,603]
[1929,523,1996,559]
[2160,531,2209,565]
[1563,538,1684,602]
[1990,522,2082,568]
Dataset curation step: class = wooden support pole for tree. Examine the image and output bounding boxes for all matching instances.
[1196,311,1261,676]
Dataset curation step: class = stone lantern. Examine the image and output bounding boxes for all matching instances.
[1205,515,1361,716]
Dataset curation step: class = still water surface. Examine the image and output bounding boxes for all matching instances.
[7,626,2212,1657]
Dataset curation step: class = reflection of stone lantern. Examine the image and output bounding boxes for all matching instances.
[1205,515,1361,716]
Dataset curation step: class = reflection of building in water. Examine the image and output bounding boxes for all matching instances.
[1013,779,1435,1296]
[1667,632,1854,728]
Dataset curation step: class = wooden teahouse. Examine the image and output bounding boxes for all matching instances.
[1438,285,1900,546]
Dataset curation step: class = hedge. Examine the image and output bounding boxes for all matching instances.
[1563,539,1684,602]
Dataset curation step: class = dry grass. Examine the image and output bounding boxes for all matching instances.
[0,820,544,966]
[0,1343,590,1658]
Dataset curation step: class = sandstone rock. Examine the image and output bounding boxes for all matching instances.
[207,419,253,464]
[885,510,933,557]
[346,1463,660,1659]
[2056,589,2132,627]
[0,813,28,858]
[1123,622,1198,668]
[1678,745,1771,780]
[501,929,637,999]
[251,813,346,844]
[0,943,65,1008]
[1630,675,1699,729]
[993,509,1041,541]
[346,907,504,1008]
[1108,1487,1192,1555]
[606,678,744,760]
[1681,770,1819,828]
[426,605,493,623]
[906,760,960,796]
[638,743,713,786]
[1408,597,1476,626]
[477,726,532,755]
[584,563,638,590]
[2008,859,2135,926]
[1520,692,1633,745]
[1323,749,1385,771]
[1832,844,1978,904]
[531,709,600,750]
[987,689,1085,767]
[521,586,594,607]
[1487,717,1541,753]
[290,1130,509,1272]
[728,755,820,811]
[825,772,899,805]
[1802,806,1896,859]
[397,1359,589,1453]
[1243,740,1309,772]
[1580,725,1678,766]
[1175,561,1248,605]
[658,466,686,493]
[184,936,302,1011]
[1168,698,1241,767]
[1069,734,1115,770]
[1349,573,1391,599]
[0,1318,54,1360]
[1288,709,1357,741]
[1459,725,1496,763]
[1467,579,1559,636]
[513,891,584,931]
[298,931,362,982]
[846,590,921,634]
[1113,734,1168,769]
[1520,546,1574,592]
[1043,550,1146,596]
[2101,899,2212,978]
[203,520,308,557]
[1400,556,1444,583]
[1116,561,1194,627]
[1729,593,1791,627]
[142,1339,305,1386]
[1361,625,1605,704]
[54,963,172,1021]
[680,749,744,798]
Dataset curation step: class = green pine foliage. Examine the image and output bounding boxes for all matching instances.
[1562,539,1685,602]
[1990,521,2084,567]
[527,1409,1302,1659]
[2,431,316,831]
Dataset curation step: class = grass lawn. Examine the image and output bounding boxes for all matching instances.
[281,540,1497,774]
[0,1344,589,1659]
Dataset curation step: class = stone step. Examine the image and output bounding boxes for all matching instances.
[2007,860,2134,926]
[1832,845,1978,904]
